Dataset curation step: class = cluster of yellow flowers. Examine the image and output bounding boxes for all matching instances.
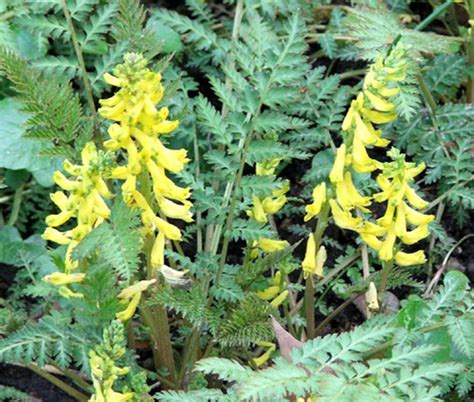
[303,45,433,275]
[43,54,191,319]
[98,53,192,269]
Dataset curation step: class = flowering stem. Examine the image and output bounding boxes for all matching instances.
[378,259,394,297]
[305,201,330,339]
[61,0,98,132]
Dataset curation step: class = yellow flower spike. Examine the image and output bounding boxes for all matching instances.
[336,172,371,212]
[330,144,347,183]
[151,232,166,267]
[45,210,74,227]
[118,279,156,299]
[360,233,383,251]
[152,216,182,240]
[255,238,289,253]
[252,342,276,367]
[401,225,429,245]
[395,250,427,266]
[42,227,71,245]
[270,290,289,308]
[53,171,76,191]
[304,182,326,222]
[256,285,281,301]
[379,225,396,261]
[365,282,379,312]
[352,135,378,173]
[116,292,141,321]
[247,195,268,224]
[43,272,86,286]
[58,286,84,299]
[364,90,395,112]
[354,113,380,145]
[405,186,429,210]
[157,197,193,222]
[394,203,407,237]
[404,202,435,226]
[329,199,361,231]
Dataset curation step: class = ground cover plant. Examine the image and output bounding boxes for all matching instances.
[0,0,473,401]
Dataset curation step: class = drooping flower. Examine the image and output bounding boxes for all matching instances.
[304,182,326,222]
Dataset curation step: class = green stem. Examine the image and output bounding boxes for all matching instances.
[304,201,330,339]
[7,185,24,226]
[414,0,454,31]
[378,259,393,297]
[47,360,92,392]
[425,201,445,284]
[27,364,89,401]
[314,290,367,337]
[61,0,98,131]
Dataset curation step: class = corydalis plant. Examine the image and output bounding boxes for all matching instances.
[42,53,191,317]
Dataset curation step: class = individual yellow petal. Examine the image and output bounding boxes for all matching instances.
[352,135,377,173]
[329,199,361,231]
[262,195,287,215]
[329,144,346,183]
[256,238,289,253]
[118,279,156,299]
[116,292,141,321]
[361,108,397,124]
[394,203,407,237]
[247,195,267,224]
[360,232,383,251]
[301,233,316,278]
[151,232,166,267]
[379,225,396,261]
[53,171,76,191]
[256,285,280,301]
[45,210,74,227]
[158,197,193,222]
[404,202,434,226]
[394,250,427,266]
[42,227,71,245]
[270,290,289,308]
[304,182,326,222]
[400,225,430,245]
[364,90,395,112]
[153,216,182,240]
[405,186,429,210]
[103,72,122,87]
[354,113,379,145]
[43,272,86,286]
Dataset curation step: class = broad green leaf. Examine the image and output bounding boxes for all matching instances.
[146,19,183,54]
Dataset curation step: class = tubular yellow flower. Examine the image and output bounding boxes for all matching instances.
[394,203,407,237]
[360,233,383,250]
[379,225,396,261]
[255,238,289,253]
[301,233,316,277]
[270,290,289,308]
[329,200,361,231]
[247,195,268,224]
[336,172,371,212]
[118,279,156,299]
[252,341,276,367]
[43,272,86,286]
[42,227,71,245]
[395,250,427,266]
[151,232,166,268]
[304,182,326,222]
[116,292,141,321]
[404,202,434,226]
[329,144,346,183]
[405,186,429,209]
[401,225,430,245]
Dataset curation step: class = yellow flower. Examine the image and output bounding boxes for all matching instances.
[304,182,326,222]
[256,158,280,176]
[43,272,86,286]
[400,225,429,245]
[364,90,395,112]
[405,186,429,210]
[302,236,326,279]
[153,216,182,240]
[352,135,378,173]
[256,285,280,300]
[151,232,166,268]
[157,197,193,222]
[116,292,141,321]
[329,200,361,231]
[45,211,74,227]
[394,250,427,266]
[254,238,289,253]
[42,227,71,245]
[262,195,287,215]
[394,203,407,237]
[360,232,383,250]
[404,202,434,226]
[58,286,84,299]
[329,144,346,183]
[252,341,276,367]
[379,225,396,261]
[118,279,156,299]
[336,172,371,212]
[270,290,289,308]
[247,195,268,224]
